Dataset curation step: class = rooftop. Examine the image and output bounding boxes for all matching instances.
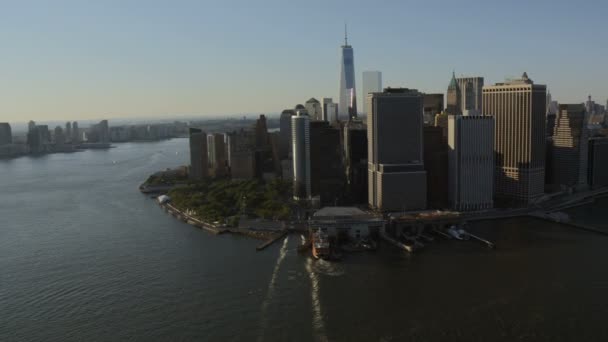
[313,206,368,217]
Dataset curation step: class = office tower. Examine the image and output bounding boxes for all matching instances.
[587,137,608,189]
[367,88,427,211]
[344,120,368,204]
[321,98,334,122]
[362,71,382,115]
[585,95,595,115]
[338,26,357,121]
[211,133,227,177]
[305,98,322,121]
[310,121,344,204]
[279,109,295,159]
[423,126,448,209]
[456,76,484,113]
[253,114,278,178]
[482,72,546,205]
[447,115,495,211]
[0,123,12,145]
[446,72,462,115]
[227,129,256,179]
[65,122,72,143]
[434,112,449,139]
[189,128,208,180]
[72,121,80,143]
[327,102,339,124]
[99,120,109,143]
[37,125,50,143]
[551,104,589,188]
[28,120,36,132]
[54,126,66,145]
[292,110,311,200]
[423,94,444,124]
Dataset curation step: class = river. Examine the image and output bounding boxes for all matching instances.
[1,138,607,341]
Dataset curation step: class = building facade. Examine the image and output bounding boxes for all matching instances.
[338,28,357,121]
[423,126,448,209]
[292,110,311,200]
[305,98,322,121]
[482,72,546,205]
[189,128,208,181]
[227,129,256,179]
[423,94,444,124]
[344,120,368,204]
[362,71,382,116]
[446,72,462,115]
[447,115,494,211]
[279,109,294,159]
[456,76,484,113]
[551,104,589,188]
[321,98,334,122]
[310,121,345,204]
[367,88,427,211]
[0,123,12,145]
[588,137,608,189]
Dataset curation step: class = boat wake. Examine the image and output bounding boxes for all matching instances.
[306,257,329,342]
[257,236,289,341]
[313,259,345,277]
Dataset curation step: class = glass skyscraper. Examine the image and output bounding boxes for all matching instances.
[339,27,357,121]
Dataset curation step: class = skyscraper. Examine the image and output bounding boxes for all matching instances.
[65,122,72,143]
[189,128,208,181]
[72,121,80,143]
[338,26,357,121]
[362,71,382,115]
[211,133,227,177]
[309,121,344,204]
[446,72,462,115]
[321,98,334,122]
[368,88,427,211]
[292,110,311,200]
[54,126,66,145]
[456,76,484,113]
[305,98,322,121]
[482,72,546,205]
[551,104,589,188]
[0,123,12,145]
[447,115,495,211]
[279,109,295,159]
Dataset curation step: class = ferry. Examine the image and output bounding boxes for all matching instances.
[311,230,330,260]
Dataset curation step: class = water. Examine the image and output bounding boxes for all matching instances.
[2,139,608,341]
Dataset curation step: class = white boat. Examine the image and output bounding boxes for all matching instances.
[447,225,468,240]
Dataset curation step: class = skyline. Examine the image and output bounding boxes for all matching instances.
[1,0,608,123]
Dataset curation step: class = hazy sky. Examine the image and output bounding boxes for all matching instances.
[1,0,607,123]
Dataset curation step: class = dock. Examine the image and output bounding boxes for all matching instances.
[464,231,495,249]
[256,231,288,251]
[380,231,415,253]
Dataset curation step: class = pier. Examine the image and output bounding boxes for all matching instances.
[380,230,416,253]
[256,231,288,251]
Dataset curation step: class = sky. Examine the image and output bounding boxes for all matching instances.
[1,0,607,123]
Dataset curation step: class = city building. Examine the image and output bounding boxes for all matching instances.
[456,76,484,113]
[253,114,279,179]
[434,112,449,139]
[65,122,72,143]
[321,98,335,122]
[423,126,448,209]
[338,26,357,121]
[446,72,462,115]
[292,110,311,200]
[0,123,12,145]
[309,121,345,205]
[208,133,227,177]
[367,88,427,211]
[279,109,294,159]
[305,98,322,121]
[550,104,589,189]
[310,207,384,240]
[423,94,444,124]
[189,128,208,181]
[54,126,66,145]
[72,121,80,143]
[587,137,608,189]
[362,71,382,116]
[447,115,495,211]
[87,120,110,143]
[343,120,368,204]
[482,72,546,205]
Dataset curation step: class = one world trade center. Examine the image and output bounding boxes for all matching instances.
[339,26,357,121]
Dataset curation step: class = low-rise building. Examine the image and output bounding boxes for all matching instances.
[310,207,384,240]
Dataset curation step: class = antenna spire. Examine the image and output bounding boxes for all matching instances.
[344,22,348,45]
